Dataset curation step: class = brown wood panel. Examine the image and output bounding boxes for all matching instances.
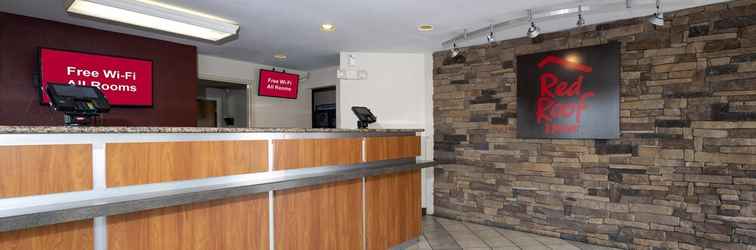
[108,194,268,250]
[0,220,93,250]
[273,138,362,170]
[107,140,268,187]
[0,144,92,198]
[365,136,421,162]
[366,170,422,250]
[275,180,363,250]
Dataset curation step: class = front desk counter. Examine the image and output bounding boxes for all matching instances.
[0,126,433,250]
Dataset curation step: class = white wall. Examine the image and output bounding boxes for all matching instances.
[338,52,429,130]
[197,54,310,128]
[338,52,435,213]
[305,66,339,89]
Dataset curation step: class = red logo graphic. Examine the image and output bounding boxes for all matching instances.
[535,55,595,134]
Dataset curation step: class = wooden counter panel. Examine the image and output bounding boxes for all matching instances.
[273,138,362,170]
[275,180,363,250]
[107,140,268,187]
[365,136,420,162]
[0,220,93,250]
[0,144,92,198]
[366,170,421,250]
[108,194,268,250]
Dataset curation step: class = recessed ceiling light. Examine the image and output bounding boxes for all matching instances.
[320,23,336,32]
[273,53,287,61]
[418,24,434,32]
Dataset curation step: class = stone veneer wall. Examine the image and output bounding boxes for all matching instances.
[432,1,756,249]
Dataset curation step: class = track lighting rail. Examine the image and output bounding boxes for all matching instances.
[440,0,720,48]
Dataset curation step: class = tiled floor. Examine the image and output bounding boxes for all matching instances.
[404,216,621,250]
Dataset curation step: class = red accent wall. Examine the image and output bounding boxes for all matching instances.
[0,12,197,126]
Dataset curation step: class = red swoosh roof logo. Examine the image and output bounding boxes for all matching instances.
[537,55,593,73]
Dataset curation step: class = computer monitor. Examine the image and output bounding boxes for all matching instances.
[46,83,111,125]
[351,106,376,129]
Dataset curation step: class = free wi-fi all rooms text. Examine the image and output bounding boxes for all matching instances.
[63,66,140,92]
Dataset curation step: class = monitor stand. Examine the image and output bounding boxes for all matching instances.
[64,113,101,126]
[357,121,369,129]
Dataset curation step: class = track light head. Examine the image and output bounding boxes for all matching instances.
[527,22,541,38]
[649,0,664,26]
[576,5,585,26]
[526,9,540,39]
[450,43,460,58]
[649,12,664,26]
[486,24,495,44]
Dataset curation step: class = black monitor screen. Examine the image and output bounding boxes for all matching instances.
[351,106,376,122]
[50,84,99,98]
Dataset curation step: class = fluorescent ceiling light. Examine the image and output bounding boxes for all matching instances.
[66,0,239,41]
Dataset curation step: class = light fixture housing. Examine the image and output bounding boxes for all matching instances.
[527,22,541,38]
[576,5,586,26]
[526,9,541,39]
[486,24,495,43]
[273,53,288,61]
[648,13,664,26]
[65,0,239,42]
[418,24,434,32]
[577,14,586,26]
[450,43,460,58]
[320,23,336,32]
[649,0,664,26]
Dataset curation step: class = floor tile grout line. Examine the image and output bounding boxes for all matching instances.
[490,227,523,250]
[528,235,557,250]
[424,216,462,250]
[424,217,436,250]
[460,221,494,249]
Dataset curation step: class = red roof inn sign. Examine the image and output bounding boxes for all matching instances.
[516,43,620,139]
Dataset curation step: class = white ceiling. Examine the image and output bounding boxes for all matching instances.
[0,0,728,70]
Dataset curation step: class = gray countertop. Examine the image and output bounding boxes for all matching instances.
[0,126,423,134]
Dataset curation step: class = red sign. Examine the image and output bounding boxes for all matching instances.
[258,69,299,99]
[40,48,153,106]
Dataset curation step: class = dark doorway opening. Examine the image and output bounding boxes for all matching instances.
[312,86,336,128]
[197,79,248,128]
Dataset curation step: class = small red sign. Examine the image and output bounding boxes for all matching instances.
[258,69,299,99]
[40,48,153,106]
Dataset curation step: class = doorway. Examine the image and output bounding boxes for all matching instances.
[196,98,220,127]
[312,86,336,128]
[197,79,249,128]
